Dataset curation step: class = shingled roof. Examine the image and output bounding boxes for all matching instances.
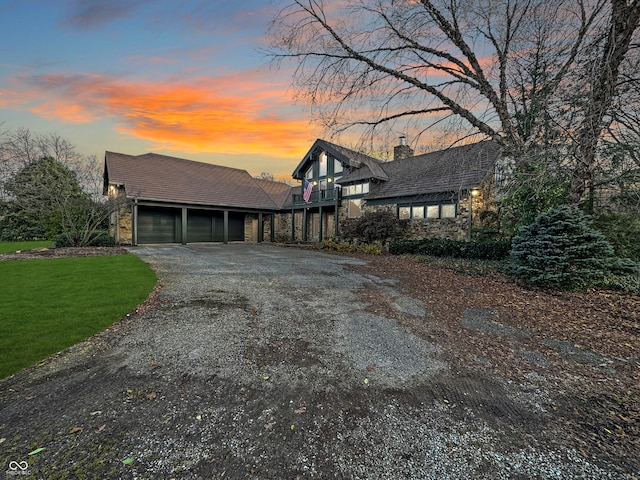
[365,140,501,200]
[104,151,282,210]
[254,178,295,209]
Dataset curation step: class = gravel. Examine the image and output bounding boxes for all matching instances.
[0,243,633,479]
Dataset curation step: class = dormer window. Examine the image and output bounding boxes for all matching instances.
[344,182,370,196]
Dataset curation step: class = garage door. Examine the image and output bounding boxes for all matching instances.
[137,206,181,244]
[187,211,225,242]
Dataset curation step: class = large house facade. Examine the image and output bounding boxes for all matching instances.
[103,139,502,245]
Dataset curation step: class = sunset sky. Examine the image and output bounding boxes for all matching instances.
[0,0,322,180]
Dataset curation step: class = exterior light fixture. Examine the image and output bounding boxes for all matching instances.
[313,180,318,185]
[471,189,480,196]
[327,178,333,183]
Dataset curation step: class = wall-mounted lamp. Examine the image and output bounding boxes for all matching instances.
[471,189,480,196]
[313,180,318,186]
[327,178,333,183]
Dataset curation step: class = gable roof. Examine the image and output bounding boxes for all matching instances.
[292,139,388,181]
[365,140,501,200]
[104,151,281,210]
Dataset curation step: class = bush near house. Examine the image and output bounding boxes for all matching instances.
[340,210,406,244]
[508,206,639,291]
[389,238,512,260]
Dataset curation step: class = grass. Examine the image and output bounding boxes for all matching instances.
[0,240,52,254]
[0,254,157,379]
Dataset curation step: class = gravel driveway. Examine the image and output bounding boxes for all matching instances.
[0,244,631,479]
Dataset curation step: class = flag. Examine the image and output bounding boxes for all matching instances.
[303,179,313,203]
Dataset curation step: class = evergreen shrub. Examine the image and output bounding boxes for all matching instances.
[508,206,638,290]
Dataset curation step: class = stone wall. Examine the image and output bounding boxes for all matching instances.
[332,190,494,241]
[107,186,133,245]
[273,212,292,243]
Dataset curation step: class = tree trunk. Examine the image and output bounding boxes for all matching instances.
[568,0,640,208]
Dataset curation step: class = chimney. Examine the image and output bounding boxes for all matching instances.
[393,136,414,160]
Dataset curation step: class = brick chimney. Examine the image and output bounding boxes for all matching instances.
[393,136,414,160]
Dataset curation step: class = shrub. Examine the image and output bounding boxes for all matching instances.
[508,205,638,290]
[389,238,511,260]
[593,213,640,262]
[339,211,405,244]
[320,239,383,255]
[54,231,115,248]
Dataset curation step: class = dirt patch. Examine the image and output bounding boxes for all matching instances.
[0,245,638,479]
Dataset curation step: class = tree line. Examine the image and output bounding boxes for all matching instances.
[0,126,114,246]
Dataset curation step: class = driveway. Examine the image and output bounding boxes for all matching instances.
[0,244,631,479]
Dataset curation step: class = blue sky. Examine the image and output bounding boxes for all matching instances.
[0,0,322,179]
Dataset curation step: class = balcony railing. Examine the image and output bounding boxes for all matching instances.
[292,187,340,205]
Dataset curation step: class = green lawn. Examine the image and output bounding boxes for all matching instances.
[0,254,157,379]
[0,240,53,254]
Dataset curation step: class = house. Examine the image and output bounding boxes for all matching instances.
[103,138,502,245]
[103,151,293,245]
[290,138,502,242]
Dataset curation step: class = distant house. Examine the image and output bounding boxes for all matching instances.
[103,139,502,245]
[103,151,293,245]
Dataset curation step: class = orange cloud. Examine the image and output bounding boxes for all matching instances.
[7,70,320,159]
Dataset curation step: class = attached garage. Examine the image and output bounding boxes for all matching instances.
[104,151,293,245]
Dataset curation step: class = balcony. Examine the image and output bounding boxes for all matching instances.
[292,187,340,206]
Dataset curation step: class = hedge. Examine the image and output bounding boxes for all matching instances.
[389,238,511,260]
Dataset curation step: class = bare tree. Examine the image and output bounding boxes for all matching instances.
[269,0,640,206]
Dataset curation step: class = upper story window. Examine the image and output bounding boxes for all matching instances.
[344,182,370,196]
[319,152,328,177]
[305,167,313,180]
[334,159,343,174]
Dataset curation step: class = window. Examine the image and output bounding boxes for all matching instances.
[305,167,313,180]
[426,205,440,218]
[319,152,327,176]
[441,204,456,218]
[399,203,458,220]
[348,199,362,218]
[334,159,343,174]
[344,182,370,197]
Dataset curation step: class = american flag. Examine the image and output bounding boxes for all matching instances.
[303,179,313,203]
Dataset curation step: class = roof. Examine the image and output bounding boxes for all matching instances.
[254,178,294,209]
[104,151,283,210]
[365,140,501,200]
[292,139,388,181]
